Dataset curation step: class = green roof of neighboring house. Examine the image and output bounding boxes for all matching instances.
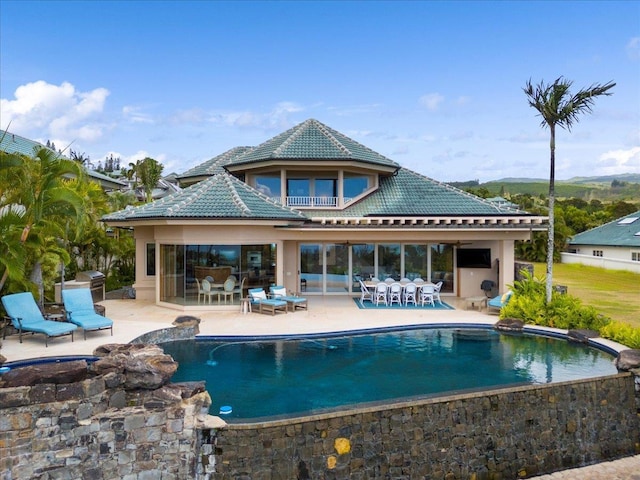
[307,169,524,217]
[103,172,307,222]
[0,129,126,189]
[177,146,253,182]
[228,118,399,169]
[569,211,640,248]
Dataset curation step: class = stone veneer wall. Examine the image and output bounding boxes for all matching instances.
[1,362,638,479]
[207,373,639,480]
[0,375,213,479]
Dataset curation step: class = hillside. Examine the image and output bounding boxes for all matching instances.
[456,173,640,202]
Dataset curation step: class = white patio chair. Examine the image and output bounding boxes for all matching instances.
[403,282,418,306]
[374,283,388,306]
[359,279,373,303]
[433,281,443,305]
[384,277,395,284]
[389,282,402,306]
[413,278,425,285]
[419,284,435,307]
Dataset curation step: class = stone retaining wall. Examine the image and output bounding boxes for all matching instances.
[0,375,213,479]
[1,361,638,479]
[207,373,640,479]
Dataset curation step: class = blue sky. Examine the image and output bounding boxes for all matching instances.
[1,0,638,182]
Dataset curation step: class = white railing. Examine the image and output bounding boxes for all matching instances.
[269,196,354,208]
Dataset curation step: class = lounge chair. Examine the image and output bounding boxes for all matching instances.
[248,288,287,315]
[61,288,114,339]
[488,290,513,311]
[1,292,78,346]
[269,285,308,312]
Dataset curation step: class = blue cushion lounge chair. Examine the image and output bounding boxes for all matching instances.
[61,288,114,339]
[248,288,288,315]
[488,290,513,311]
[1,292,78,347]
[269,285,308,312]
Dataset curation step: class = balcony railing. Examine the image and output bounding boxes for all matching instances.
[269,196,353,208]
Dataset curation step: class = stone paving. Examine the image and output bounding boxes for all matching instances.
[1,295,637,478]
[529,454,640,479]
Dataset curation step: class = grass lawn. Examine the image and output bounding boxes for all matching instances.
[532,263,640,328]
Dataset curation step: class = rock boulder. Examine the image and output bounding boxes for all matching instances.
[90,344,178,390]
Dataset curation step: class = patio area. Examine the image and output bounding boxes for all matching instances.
[1,295,497,363]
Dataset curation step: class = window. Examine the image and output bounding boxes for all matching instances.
[255,175,281,198]
[632,252,640,262]
[146,243,156,276]
[593,250,603,257]
[344,175,369,198]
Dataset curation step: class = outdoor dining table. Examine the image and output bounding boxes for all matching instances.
[363,280,435,289]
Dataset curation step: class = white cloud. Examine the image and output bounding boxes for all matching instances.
[626,37,640,61]
[419,93,444,111]
[598,146,640,174]
[123,105,155,124]
[0,80,110,143]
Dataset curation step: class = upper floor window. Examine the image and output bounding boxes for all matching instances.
[255,175,281,197]
[593,250,603,257]
[632,252,640,262]
[344,175,369,198]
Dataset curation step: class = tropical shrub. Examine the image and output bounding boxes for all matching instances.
[501,271,611,331]
[599,322,640,350]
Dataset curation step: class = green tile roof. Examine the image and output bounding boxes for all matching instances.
[177,146,253,180]
[228,119,399,169]
[306,169,525,217]
[103,172,307,222]
[569,211,640,247]
[1,129,126,189]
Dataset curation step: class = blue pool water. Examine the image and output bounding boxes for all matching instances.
[161,328,617,422]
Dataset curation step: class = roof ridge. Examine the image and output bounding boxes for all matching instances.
[272,120,309,157]
[315,120,352,157]
[224,175,251,216]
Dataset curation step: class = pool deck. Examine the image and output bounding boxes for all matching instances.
[1,295,638,477]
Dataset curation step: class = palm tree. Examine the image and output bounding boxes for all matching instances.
[524,77,615,303]
[0,147,85,295]
[136,157,164,202]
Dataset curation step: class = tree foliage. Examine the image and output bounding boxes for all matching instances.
[523,77,615,303]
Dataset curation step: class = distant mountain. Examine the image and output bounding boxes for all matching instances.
[488,173,640,184]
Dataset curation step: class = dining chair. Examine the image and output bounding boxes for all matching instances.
[374,283,388,306]
[220,278,236,304]
[384,278,395,284]
[413,278,425,285]
[388,282,402,306]
[419,284,435,307]
[359,279,373,303]
[200,279,216,304]
[403,282,418,306]
[433,281,443,305]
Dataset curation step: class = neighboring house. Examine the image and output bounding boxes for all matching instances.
[0,130,128,192]
[563,211,640,273]
[103,119,547,309]
[486,196,519,211]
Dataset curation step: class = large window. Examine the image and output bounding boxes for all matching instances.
[255,175,281,198]
[160,243,276,305]
[377,243,401,280]
[343,175,369,198]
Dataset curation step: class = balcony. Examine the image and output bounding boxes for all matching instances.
[269,196,353,208]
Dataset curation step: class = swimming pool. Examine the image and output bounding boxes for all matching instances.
[161,327,617,422]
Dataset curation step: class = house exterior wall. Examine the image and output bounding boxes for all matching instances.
[561,252,640,274]
[569,244,636,261]
[132,224,530,306]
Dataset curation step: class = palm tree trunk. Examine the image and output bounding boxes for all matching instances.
[546,125,556,304]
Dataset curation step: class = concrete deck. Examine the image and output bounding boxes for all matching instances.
[2,296,497,362]
[1,295,638,478]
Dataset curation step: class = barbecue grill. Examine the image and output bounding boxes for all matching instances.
[76,270,105,302]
